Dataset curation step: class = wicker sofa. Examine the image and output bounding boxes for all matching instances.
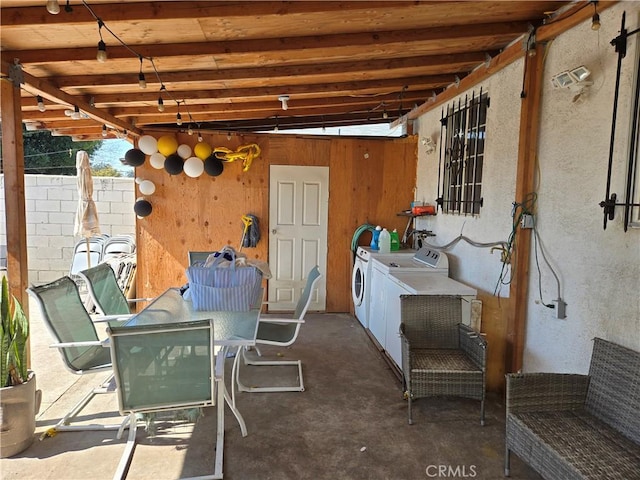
[505,338,640,479]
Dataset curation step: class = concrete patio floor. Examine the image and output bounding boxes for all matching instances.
[1,298,541,480]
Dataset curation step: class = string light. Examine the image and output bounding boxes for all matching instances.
[158,85,166,112]
[102,124,108,137]
[176,101,183,126]
[198,132,204,142]
[591,1,601,30]
[36,95,46,112]
[138,57,146,89]
[47,0,195,134]
[96,20,107,62]
[187,124,194,135]
[46,0,60,14]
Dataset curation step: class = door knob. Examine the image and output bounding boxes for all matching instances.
[272,229,277,234]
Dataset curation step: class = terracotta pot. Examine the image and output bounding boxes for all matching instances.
[0,371,42,458]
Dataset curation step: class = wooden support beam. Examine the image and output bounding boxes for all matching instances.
[0,61,142,137]
[0,75,30,364]
[507,42,545,373]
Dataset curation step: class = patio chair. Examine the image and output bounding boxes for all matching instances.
[69,234,109,277]
[78,263,152,320]
[101,234,136,262]
[26,276,130,435]
[107,319,222,479]
[188,250,217,266]
[237,265,322,393]
[400,294,487,426]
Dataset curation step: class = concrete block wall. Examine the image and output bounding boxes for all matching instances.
[0,174,136,284]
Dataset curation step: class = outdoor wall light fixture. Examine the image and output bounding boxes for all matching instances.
[278,95,290,110]
[551,65,593,91]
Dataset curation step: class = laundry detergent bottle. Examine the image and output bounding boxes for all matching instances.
[378,228,391,254]
[370,225,382,250]
[390,229,400,251]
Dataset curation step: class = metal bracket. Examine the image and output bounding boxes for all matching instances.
[8,59,24,86]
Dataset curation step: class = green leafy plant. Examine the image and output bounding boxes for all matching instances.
[0,276,29,387]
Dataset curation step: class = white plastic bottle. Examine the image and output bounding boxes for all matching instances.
[378,228,391,254]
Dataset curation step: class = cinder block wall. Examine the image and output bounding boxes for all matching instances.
[0,175,135,284]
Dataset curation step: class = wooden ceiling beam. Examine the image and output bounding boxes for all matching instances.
[2,1,422,26]
[1,60,142,136]
[89,75,452,105]
[51,52,489,89]
[6,22,531,64]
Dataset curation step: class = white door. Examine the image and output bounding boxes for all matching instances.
[268,165,328,311]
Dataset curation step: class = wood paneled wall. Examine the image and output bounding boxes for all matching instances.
[135,131,417,312]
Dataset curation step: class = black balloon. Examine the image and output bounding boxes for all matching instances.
[123,148,146,167]
[204,155,224,176]
[164,153,184,175]
[134,199,152,217]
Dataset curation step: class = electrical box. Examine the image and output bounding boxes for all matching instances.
[520,214,534,229]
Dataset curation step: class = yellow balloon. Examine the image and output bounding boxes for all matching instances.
[157,135,178,156]
[194,142,212,160]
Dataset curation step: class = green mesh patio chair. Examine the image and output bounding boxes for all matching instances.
[78,263,153,321]
[237,265,322,393]
[26,276,130,435]
[107,319,222,479]
[400,294,487,426]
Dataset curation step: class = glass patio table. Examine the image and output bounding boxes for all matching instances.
[111,287,261,480]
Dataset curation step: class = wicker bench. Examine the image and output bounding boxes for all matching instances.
[504,338,640,479]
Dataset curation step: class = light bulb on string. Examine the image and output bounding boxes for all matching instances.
[96,40,107,62]
[176,112,183,126]
[187,124,194,135]
[36,95,46,112]
[591,2,601,31]
[198,132,204,142]
[71,105,82,120]
[138,56,146,88]
[102,124,108,137]
[46,0,60,14]
[96,20,107,62]
[157,85,166,112]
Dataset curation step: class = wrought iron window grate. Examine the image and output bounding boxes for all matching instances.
[437,89,489,215]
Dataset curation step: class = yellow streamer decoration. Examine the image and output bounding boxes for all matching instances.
[213,144,261,172]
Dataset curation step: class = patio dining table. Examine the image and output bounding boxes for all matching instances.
[109,287,262,480]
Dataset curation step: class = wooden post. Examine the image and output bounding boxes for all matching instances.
[506,43,545,373]
[1,73,30,363]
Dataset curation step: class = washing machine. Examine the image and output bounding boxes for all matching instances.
[352,246,416,328]
[368,247,449,349]
[352,247,373,327]
[383,272,477,368]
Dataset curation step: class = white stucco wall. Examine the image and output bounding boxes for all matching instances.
[414,2,640,374]
[0,174,136,284]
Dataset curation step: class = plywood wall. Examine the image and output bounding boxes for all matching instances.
[135,131,417,312]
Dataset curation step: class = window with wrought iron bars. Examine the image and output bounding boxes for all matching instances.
[437,89,489,215]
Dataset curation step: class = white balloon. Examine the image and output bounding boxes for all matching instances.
[177,144,192,159]
[184,156,204,178]
[149,152,166,169]
[139,180,156,196]
[138,135,158,155]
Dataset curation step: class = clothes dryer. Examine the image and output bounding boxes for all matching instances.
[368,248,448,348]
[383,272,477,367]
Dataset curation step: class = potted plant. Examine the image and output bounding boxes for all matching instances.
[0,275,41,458]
